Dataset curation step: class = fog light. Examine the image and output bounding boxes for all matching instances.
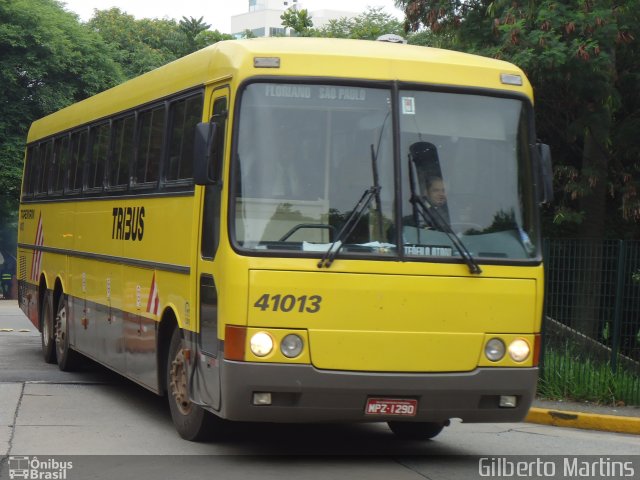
[508,339,530,362]
[280,334,303,358]
[499,395,517,408]
[250,332,274,357]
[253,392,272,405]
[485,338,506,362]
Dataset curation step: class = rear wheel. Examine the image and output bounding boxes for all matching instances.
[387,421,446,440]
[40,291,56,364]
[55,293,81,371]
[166,327,222,441]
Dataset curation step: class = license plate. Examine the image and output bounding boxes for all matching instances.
[365,398,418,416]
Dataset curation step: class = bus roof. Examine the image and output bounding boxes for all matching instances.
[27,37,533,143]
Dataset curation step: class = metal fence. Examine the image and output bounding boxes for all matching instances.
[540,239,640,405]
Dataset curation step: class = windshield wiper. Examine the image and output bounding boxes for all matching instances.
[410,194,482,274]
[318,186,381,268]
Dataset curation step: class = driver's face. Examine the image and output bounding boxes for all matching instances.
[427,180,446,207]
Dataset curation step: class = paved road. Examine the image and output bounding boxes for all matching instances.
[1,300,639,479]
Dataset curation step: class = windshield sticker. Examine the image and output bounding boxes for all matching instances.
[265,84,312,99]
[402,97,416,115]
[319,87,366,101]
[404,245,453,256]
[263,85,367,103]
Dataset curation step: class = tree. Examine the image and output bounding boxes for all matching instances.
[0,0,123,205]
[87,8,176,78]
[317,7,404,40]
[281,7,313,36]
[88,10,233,77]
[178,16,214,55]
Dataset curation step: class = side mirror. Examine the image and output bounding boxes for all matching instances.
[536,143,553,205]
[194,122,219,186]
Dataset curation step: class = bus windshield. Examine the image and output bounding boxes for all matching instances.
[232,82,539,262]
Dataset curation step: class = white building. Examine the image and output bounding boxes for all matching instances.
[231,0,358,38]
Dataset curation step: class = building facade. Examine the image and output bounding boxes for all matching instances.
[231,0,358,38]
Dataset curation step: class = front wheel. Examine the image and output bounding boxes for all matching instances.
[166,328,222,441]
[387,421,447,440]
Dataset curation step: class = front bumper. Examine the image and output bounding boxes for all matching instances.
[217,360,537,423]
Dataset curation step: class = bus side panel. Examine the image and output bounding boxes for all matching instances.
[16,248,38,329]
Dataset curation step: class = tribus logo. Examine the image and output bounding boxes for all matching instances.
[8,456,73,480]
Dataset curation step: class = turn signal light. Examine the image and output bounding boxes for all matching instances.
[224,325,247,361]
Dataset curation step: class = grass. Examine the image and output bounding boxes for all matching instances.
[538,345,640,406]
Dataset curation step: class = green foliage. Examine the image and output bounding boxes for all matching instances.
[87,9,176,78]
[178,16,233,55]
[281,8,313,36]
[316,7,404,40]
[87,10,233,78]
[539,345,640,406]
[0,196,18,256]
[241,29,257,39]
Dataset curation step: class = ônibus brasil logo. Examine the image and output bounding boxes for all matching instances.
[8,456,73,480]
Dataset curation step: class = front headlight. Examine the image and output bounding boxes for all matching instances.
[280,334,304,358]
[250,332,274,357]
[508,339,530,362]
[485,338,506,362]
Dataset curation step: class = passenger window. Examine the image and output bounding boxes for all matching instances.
[23,145,38,197]
[36,140,53,196]
[135,106,165,186]
[166,94,203,182]
[87,123,109,190]
[110,115,135,188]
[68,130,87,192]
[51,136,69,195]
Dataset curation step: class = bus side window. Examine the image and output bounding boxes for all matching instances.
[35,140,53,197]
[166,93,203,182]
[51,135,69,195]
[68,130,87,193]
[135,105,165,187]
[23,145,37,198]
[110,115,135,189]
[87,122,110,191]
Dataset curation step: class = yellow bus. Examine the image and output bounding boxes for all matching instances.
[17,37,552,441]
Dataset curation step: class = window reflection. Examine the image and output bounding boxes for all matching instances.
[234,84,395,255]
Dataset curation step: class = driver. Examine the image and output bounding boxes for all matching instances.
[423,176,450,225]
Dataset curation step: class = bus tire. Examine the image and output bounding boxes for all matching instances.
[41,291,56,364]
[387,421,446,440]
[166,327,219,441]
[55,292,80,371]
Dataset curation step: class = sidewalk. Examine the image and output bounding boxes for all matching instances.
[527,398,640,435]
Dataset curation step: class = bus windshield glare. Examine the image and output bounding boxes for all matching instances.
[233,82,538,262]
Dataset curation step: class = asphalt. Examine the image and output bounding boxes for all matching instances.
[1,298,638,436]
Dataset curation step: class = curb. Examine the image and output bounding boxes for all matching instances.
[526,407,640,435]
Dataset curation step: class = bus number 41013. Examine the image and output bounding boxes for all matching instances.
[253,293,322,313]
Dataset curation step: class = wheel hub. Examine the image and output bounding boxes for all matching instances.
[170,350,192,416]
[55,304,66,354]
